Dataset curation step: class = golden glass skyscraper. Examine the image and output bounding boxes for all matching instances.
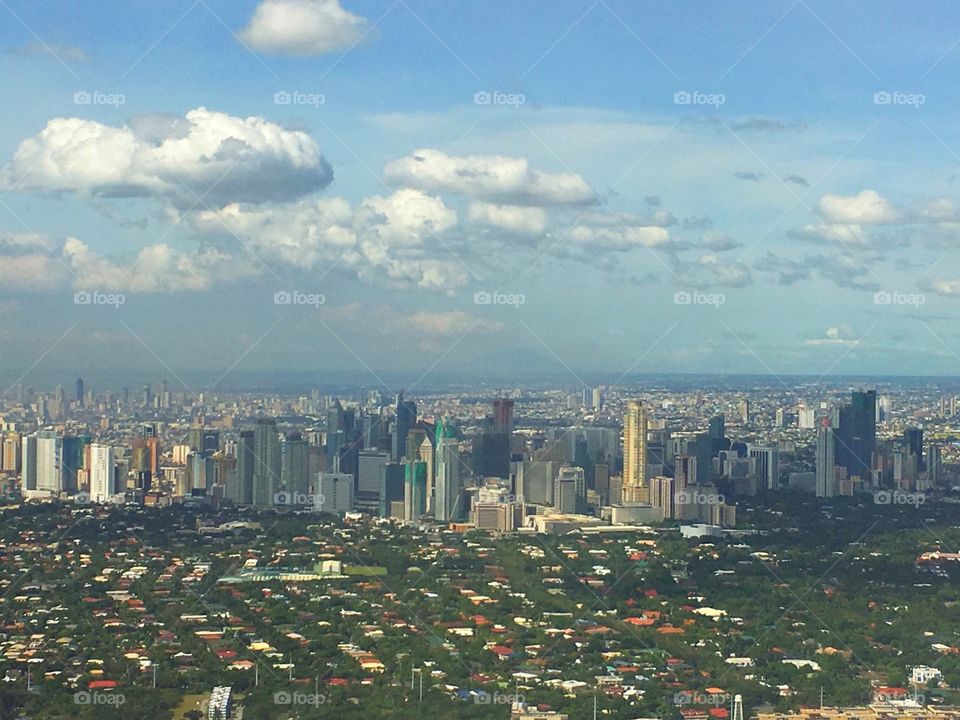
[623,400,648,502]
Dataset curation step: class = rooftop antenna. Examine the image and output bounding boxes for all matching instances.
[733,694,744,720]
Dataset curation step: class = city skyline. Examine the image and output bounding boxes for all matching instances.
[4,2,960,382]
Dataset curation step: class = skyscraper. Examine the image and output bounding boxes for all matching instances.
[816,418,836,498]
[36,430,64,493]
[403,460,427,521]
[739,399,750,425]
[89,444,116,502]
[904,428,924,471]
[21,434,37,491]
[75,378,84,407]
[623,400,648,502]
[234,430,255,505]
[252,418,281,507]
[281,432,310,501]
[493,398,514,434]
[358,450,389,515]
[318,472,354,514]
[747,444,780,491]
[554,466,585,513]
[838,389,876,480]
[392,392,417,461]
[434,434,461,522]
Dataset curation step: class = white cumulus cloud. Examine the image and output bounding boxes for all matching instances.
[467,201,546,235]
[2,107,333,207]
[817,190,900,224]
[383,148,596,206]
[239,0,374,55]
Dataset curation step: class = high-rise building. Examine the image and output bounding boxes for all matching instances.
[21,434,37,490]
[747,444,780,491]
[493,398,514,434]
[798,404,816,429]
[650,475,676,519]
[816,418,836,498]
[281,432,310,500]
[403,460,427,521]
[434,435,461,522]
[358,450,389,515]
[554,466,585,513]
[904,428,924,471]
[252,418,281,507]
[89,444,117,502]
[36,430,64,493]
[392,392,417,461]
[739,399,750,425]
[234,430,255,505]
[2,433,20,473]
[623,400,648,502]
[837,389,876,480]
[318,472,354,514]
[75,378,84,407]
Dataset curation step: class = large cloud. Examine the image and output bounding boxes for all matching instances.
[2,108,332,206]
[63,238,248,293]
[191,188,466,292]
[817,190,900,224]
[239,0,373,55]
[468,202,546,235]
[383,148,596,206]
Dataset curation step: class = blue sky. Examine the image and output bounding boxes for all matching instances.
[3,0,960,388]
